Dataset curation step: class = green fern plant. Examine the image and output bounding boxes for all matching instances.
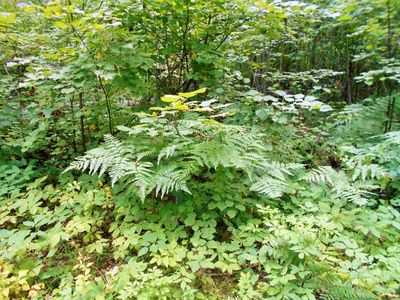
[64,89,297,202]
[319,282,377,300]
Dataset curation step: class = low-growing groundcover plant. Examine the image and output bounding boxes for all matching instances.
[13,89,391,299]
[1,90,400,299]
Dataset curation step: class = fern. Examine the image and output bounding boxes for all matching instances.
[351,163,387,181]
[259,161,304,180]
[299,166,379,204]
[250,176,289,198]
[320,282,377,300]
[328,95,400,143]
[151,164,191,198]
[64,135,132,185]
[382,131,400,145]
[126,161,154,201]
[299,166,337,184]
[190,140,242,169]
[157,145,178,165]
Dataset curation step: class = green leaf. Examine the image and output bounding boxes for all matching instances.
[188,261,200,272]
[184,212,196,227]
[71,18,83,27]
[256,108,270,121]
[138,247,149,257]
[54,21,68,29]
[338,15,353,21]
[227,209,237,219]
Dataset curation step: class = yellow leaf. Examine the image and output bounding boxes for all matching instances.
[0,13,16,26]
[96,52,101,59]
[21,284,30,291]
[98,180,103,187]
[1,287,10,297]
[172,101,189,111]
[178,88,207,98]
[93,24,104,31]
[160,95,184,102]
[29,290,38,298]
[18,270,29,277]
[32,283,45,290]
[24,6,36,13]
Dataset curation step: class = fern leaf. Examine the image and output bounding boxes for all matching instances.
[250,176,288,198]
[299,166,337,184]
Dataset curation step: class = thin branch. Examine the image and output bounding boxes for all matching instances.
[3,63,20,98]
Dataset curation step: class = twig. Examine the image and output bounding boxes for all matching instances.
[3,63,20,98]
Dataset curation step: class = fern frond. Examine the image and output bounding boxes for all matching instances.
[299,166,337,184]
[152,165,191,198]
[125,162,154,202]
[341,145,365,156]
[190,140,242,169]
[352,163,387,181]
[381,131,400,145]
[258,161,304,180]
[136,149,156,161]
[64,135,130,183]
[334,181,379,205]
[250,176,288,198]
[320,282,377,300]
[157,145,178,165]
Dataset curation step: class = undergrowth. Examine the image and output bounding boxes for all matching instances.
[1,89,399,299]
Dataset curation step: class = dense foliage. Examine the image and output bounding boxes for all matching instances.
[0,0,399,299]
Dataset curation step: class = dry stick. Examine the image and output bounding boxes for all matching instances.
[387,0,392,58]
[98,77,113,135]
[345,35,352,105]
[295,28,301,73]
[280,19,287,73]
[79,92,87,152]
[3,63,19,98]
[384,0,394,134]
[3,63,23,122]
[388,96,396,132]
[69,95,78,154]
